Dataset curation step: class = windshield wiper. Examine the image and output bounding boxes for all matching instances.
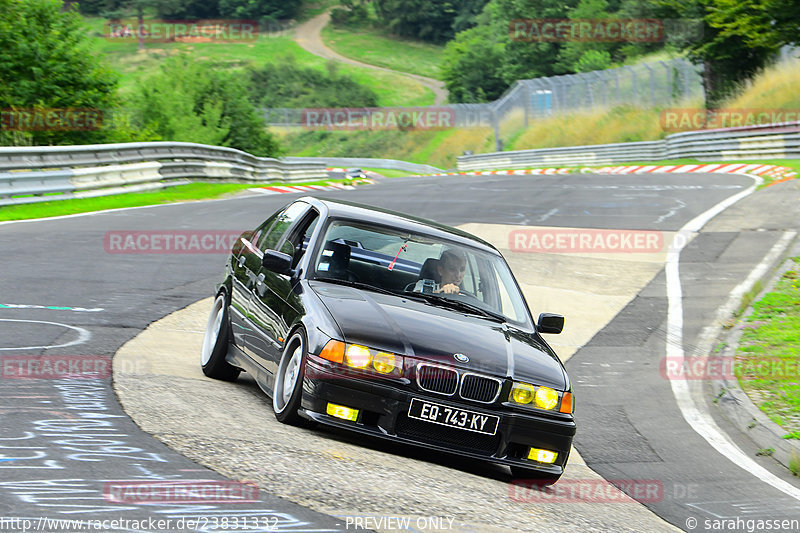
[403,291,505,322]
[315,277,412,298]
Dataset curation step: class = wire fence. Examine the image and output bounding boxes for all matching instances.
[262,57,704,151]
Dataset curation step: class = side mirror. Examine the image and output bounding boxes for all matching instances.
[262,250,293,276]
[537,313,564,334]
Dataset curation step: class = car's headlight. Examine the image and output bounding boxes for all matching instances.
[509,381,573,413]
[345,344,371,369]
[318,339,404,377]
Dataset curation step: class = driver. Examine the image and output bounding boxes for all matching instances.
[437,249,466,294]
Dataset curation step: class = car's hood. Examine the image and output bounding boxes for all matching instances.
[309,282,567,390]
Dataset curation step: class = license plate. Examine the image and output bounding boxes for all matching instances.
[408,398,499,435]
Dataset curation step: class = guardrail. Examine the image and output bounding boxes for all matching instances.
[0,142,328,206]
[284,156,443,175]
[457,122,800,171]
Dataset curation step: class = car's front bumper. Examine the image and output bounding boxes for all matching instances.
[301,356,576,475]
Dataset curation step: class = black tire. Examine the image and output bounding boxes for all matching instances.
[273,329,306,425]
[200,294,240,381]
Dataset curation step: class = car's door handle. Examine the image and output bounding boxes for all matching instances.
[238,256,246,267]
[256,273,265,285]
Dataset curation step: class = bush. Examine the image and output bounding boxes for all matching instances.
[128,56,282,157]
[249,60,378,108]
[330,5,371,28]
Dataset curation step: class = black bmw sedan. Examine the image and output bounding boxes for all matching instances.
[201,197,575,481]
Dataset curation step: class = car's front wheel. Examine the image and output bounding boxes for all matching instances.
[273,329,306,425]
[200,294,240,381]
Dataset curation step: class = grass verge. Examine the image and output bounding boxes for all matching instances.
[0,180,345,222]
[736,257,800,435]
[83,17,432,107]
[362,168,416,178]
[321,25,444,80]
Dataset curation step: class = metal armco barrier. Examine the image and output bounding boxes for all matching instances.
[457,122,800,171]
[284,157,443,175]
[0,142,328,206]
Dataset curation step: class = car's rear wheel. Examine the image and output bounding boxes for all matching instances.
[201,294,240,381]
[273,329,306,425]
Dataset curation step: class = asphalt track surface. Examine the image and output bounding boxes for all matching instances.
[1,173,799,532]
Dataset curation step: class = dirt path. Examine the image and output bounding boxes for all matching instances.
[293,10,448,106]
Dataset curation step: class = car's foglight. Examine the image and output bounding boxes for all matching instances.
[528,447,558,464]
[327,403,359,422]
[318,340,404,377]
[509,381,572,413]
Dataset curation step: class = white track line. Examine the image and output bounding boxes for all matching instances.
[666,174,800,500]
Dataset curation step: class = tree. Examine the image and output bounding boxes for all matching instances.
[705,0,799,50]
[555,0,616,73]
[217,0,303,20]
[154,0,220,18]
[249,59,379,108]
[373,0,490,43]
[660,0,780,106]
[129,56,282,156]
[574,49,612,71]
[0,0,120,145]
[441,25,508,102]
[493,0,579,81]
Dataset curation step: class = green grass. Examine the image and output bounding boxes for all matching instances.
[791,451,800,477]
[0,180,350,222]
[83,16,432,107]
[321,25,445,80]
[362,167,416,178]
[736,265,800,435]
[735,280,764,317]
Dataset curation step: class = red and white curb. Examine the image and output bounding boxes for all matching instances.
[418,163,797,185]
[249,178,376,196]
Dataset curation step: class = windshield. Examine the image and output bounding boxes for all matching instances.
[310,219,532,326]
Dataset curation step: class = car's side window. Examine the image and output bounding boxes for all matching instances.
[461,254,480,297]
[257,202,309,252]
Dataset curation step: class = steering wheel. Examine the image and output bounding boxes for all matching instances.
[404,279,438,293]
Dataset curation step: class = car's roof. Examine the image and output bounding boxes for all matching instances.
[300,196,499,254]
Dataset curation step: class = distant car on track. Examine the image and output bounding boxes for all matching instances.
[344,168,367,180]
[201,197,575,482]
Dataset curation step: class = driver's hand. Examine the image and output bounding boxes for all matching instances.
[439,283,460,294]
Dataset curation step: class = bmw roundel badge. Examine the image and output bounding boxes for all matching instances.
[454,353,469,363]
